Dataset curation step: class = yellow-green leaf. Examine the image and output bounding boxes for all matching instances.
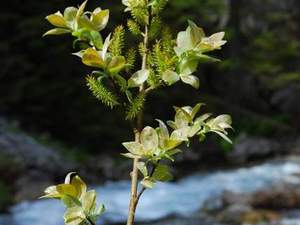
[107,56,126,74]
[43,28,70,36]
[46,12,67,28]
[91,9,110,31]
[82,48,105,68]
[56,184,78,198]
[82,190,96,212]
[140,126,159,151]
[64,207,85,225]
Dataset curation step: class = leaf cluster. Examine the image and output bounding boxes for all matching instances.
[122,103,232,188]
[41,173,104,225]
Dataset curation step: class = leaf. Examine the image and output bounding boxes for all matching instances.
[61,195,81,208]
[162,70,180,85]
[166,148,182,157]
[107,56,126,74]
[140,126,159,151]
[137,162,148,177]
[82,190,96,212]
[174,107,190,128]
[64,7,78,28]
[102,33,111,59]
[128,69,150,88]
[188,121,202,137]
[56,184,78,198]
[91,8,110,31]
[121,153,140,159]
[122,142,143,155]
[152,164,173,182]
[195,113,212,123]
[191,103,205,120]
[175,29,193,55]
[141,177,155,189]
[69,174,87,199]
[46,12,67,28]
[212,130,232,144]
[90,30,103,49]
[188,20,205,46]
[40,185,61,199]
[179,57,198,75]
[170,127,190,141]
[156,119,169,140]
[213,114,232,129]
[64,207,85,225]
[76,0,88,22]
[43,28,70,36]
[82,48,105,68]
[180,75,200,89]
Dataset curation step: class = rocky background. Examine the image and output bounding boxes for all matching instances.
[1,0,300,225]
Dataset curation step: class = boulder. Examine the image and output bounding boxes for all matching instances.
[227,134,282,164]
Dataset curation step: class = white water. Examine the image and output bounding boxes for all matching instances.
[1,160,300,225]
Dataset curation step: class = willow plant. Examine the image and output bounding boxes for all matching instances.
[41,1,232,225]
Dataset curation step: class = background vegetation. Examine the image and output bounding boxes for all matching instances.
[1,0,300,154]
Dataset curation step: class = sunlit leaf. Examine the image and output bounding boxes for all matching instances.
[82,48,105,68]
[43,28,70,36]
[137,161,148,177]
[140,126,159,151]
[128,69,150,88]
[91,8,110,31]
[162,70,180,85]
[107,56,126,74]
[82,190,96,212]
[46,12,67,28]
[122,141,143,155]
[180,75,200,89]
[141,177,155,189]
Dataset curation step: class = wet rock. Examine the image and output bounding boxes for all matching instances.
[251,183,300,209]
[0,118,78,204]
[0,129,76,175]
[216,204,253,224]
[216,204,280,225]
[221,183,300,210]
[227,134,282,164]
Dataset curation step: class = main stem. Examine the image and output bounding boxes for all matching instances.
[126,24,149,225]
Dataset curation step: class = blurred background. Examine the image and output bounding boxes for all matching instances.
[1,0,300,225]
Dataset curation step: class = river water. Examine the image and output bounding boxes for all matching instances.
[1,159,300,225]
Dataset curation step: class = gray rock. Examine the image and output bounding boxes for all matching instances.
[217,204,253,224]
[227,134,281,164]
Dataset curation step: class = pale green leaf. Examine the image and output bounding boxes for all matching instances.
[82,190,96,212]
[180,75,200,89]
[107,56,126,74]
[141,177,155,189]
[91,9,110,31]
[137,162,148,177]
[122,141,143,155]
[162,70,180,85]
[43,28,70,36]
[152,164,173,182]
[46,12,67,28]
[128,69,150,88]
[82,48,105,68]
[140,126,159,150]
[64,207,85,225]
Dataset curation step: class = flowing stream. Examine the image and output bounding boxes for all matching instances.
[1,159,300,225]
